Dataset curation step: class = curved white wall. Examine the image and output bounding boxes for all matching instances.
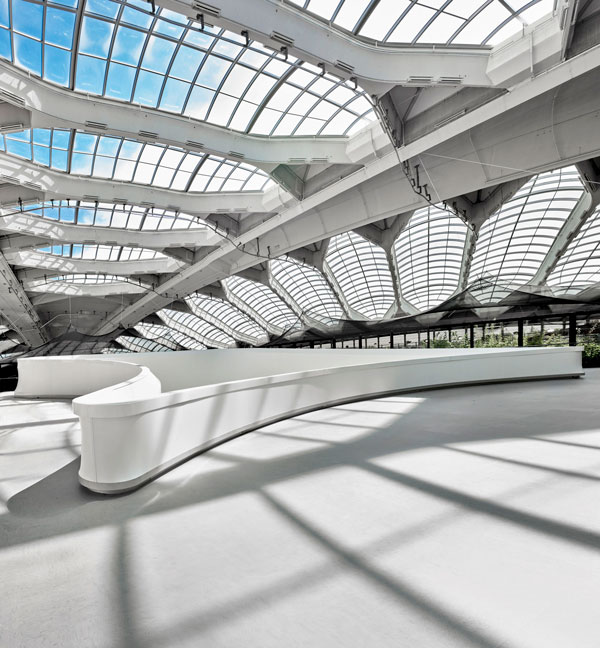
[15,347,583,494]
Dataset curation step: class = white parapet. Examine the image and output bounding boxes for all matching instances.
[15,347,583,494]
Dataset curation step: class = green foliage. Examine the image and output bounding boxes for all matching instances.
[475,333,517,348]
[583,341,600,367]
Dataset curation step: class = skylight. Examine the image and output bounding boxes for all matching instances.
[223,275,300,335]
[270,257,344,324]
[0,129,273,192]
[394,205,468,311]
[158,308,236,348]
[134,322,206,350]
[469,166,584,302]
[287,0,553,46]
[7,200,205,230]
[35,243,164,261]
[0,0,373,137]
[548,203,600,295]
[186,293,268,346]
[325,231,394,319]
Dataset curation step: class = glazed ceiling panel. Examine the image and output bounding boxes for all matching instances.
[0,129,273,192]
[288,0,553,46]
[157,308,236,347]
[394,205,467,311]
[270,257,344,324]
[116,334,172,352]
[325,231,394,319]
[4,200,206,230]
[134,322,206,350]
[0,0,373,137]
[35,243,164,261]
[468,166,585,303]
[547,204,600,295]
[186,293,268,345]
[223,275,300,334]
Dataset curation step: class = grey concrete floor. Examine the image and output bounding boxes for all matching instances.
[2,372,600,648]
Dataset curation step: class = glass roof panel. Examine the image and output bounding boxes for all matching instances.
[288,0,553,45]
[35,243,164,261]
[116,335,172,352]
[223,275,300,334]
[157,308,235,348]
[102,346,133,354]
[186,293,267,345]
[468,166,584,303]
[47,273,136,284]
[0,0,373,136]
[547,204,600,295]
[394,205,467,311]
[0,129,273,193]
[270,257,344,324]
[5,200,206,230]
[325,231,394,319]
[134,322,205,350]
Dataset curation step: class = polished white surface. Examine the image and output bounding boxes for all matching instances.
[15,348,583,493]
[2,374,600,648]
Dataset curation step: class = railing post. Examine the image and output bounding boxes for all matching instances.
[518,320,524,347]
[569,313,577,346]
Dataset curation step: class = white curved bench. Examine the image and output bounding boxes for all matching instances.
[15,347,583,494]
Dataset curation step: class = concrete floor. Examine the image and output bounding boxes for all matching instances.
[2,373,600,648]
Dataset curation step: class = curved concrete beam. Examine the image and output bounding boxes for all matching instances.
[0,212,222,249]
[0,153,275,214]
[5,249,184,275]
[0,63,352,167]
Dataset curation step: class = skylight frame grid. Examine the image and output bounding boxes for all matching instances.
[325,230,394,319]
[47,273,135,284]
[223,275,300,333]
[0,128,273,193]
[186,293,267,344]
[548,204,600,294]
[2,0,78,87]
[286,0,552,46]
[394,205,467,311]
[116,334,172,352]
[34,242,165,261]
[270,256,344,324]
[468,166,584,302]
[157,308,235,348]
[19,200,205,230]
[0,0,374,137]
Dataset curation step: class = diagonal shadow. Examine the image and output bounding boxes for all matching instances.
[260,490,508,648]
[3,375,600,554]
[443,445,600,483]
[362,462,600,551]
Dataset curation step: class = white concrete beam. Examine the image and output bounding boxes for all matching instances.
[24,279,147,297]
[0,63,352,167]
[0,213,221,249]
[4,250,184,275]
[531,183,600,284]
[158,0,494,93]
[160,0,573,94]
[0,152,275,214]
[85,48,600,334]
